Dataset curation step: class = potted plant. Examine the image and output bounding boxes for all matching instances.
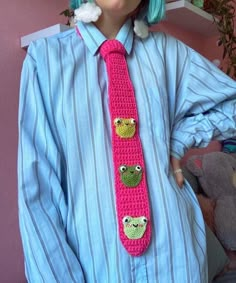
[60,9,75,26]
[202,0,236,79]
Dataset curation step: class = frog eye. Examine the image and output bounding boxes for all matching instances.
[122,216,131,224]
[114,118,122,125]
[130,118,136,125]
[141,217,148,224]
[119,165,127,173]
[135,165,142,172]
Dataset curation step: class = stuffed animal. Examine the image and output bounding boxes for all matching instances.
[186,152,236,251]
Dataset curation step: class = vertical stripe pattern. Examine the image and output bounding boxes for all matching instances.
[18,19,236,283]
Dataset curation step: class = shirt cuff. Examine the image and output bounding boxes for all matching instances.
[170,135,194,160]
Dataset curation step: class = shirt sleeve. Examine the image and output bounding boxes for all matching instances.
[170,45,236,159]
[18,44,85,283]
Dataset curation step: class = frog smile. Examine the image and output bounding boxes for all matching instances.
[119,165,143,187]
[122,216,148,240]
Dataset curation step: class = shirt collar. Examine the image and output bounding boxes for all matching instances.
[76,18,134,55]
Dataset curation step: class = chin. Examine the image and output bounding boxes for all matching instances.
[96,0,141,16]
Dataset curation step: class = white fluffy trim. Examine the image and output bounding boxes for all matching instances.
[133,20,149,39]
[74,3,102,23]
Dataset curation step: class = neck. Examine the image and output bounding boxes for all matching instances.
[94,14,128,39]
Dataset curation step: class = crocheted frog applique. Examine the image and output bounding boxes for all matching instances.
[119,165,142,187]
[122,216,148,239]
[114,118,136,138]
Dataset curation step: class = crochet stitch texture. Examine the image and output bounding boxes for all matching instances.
[100,39,151,256]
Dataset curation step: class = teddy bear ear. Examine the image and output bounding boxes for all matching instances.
[186,155,203,177]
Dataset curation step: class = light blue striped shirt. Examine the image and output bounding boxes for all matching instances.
[18,19,236,283]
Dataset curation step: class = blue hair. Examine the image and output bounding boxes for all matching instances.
[147,0,165,25]
[70,0,165,25]
[70,0,92,10]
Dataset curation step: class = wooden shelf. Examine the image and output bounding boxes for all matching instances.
[21,24,71,48]
[166,0,218,35]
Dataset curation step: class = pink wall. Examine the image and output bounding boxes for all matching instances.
[154,21,205,54]
[0,2,225,282]
[0,1,68,282]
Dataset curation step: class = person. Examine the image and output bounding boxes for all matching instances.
[18,0,236,282]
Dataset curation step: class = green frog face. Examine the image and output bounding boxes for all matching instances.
[122,216,148,239]
[114,118,136,138]
[119,165,142,187]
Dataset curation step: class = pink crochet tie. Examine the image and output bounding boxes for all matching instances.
[100,39,151,256]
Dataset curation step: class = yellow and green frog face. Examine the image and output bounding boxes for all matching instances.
[119,165,142,187]
[122,216,148,239]
[114,118,136,138]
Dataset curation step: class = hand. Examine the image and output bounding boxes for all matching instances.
[171,156,184,188]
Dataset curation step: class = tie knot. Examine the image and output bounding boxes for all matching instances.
[100,39,126,61]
